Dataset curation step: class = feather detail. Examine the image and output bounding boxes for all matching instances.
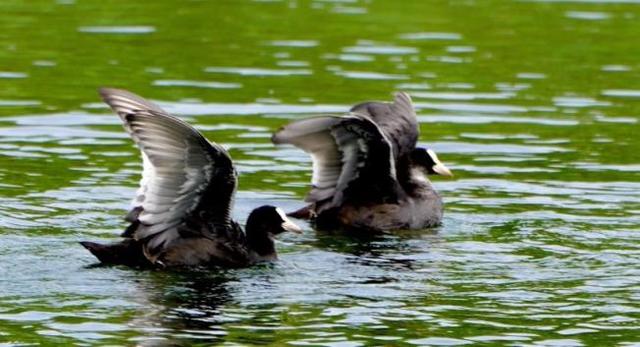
[100,88,238,262]
[272,114,397,210]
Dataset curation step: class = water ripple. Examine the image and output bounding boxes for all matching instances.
[204,66,312,76]
[399,32,462,40]
[1,0,640,345]
[152,79,242,89]
[77,26,156,34]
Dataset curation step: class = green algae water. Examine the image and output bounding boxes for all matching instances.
[1,0,640,345]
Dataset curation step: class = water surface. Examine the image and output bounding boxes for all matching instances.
[1,0,639,345]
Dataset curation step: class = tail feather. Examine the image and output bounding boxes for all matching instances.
[80,239,149,267]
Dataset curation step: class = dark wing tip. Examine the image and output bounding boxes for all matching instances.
[271,127,286,144]
[393,91,413,109]
[349,101,368,113]
[271,116,341,145]
[98,86,137,98]
[98,87,130,105]
[98,87,167,117]
[98,86,118,97]
[394,91,411,102]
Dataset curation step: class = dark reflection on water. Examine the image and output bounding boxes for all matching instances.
[312,229,444,272]
[135,270,236,345]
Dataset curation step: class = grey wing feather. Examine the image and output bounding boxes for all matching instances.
[273,114,397,209]
[99,88,167,117]
[272,116,342,202]
[350,92,418,159]
[99,88,237,258]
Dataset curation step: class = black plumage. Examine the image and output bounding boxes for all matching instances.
[81,88,301,268]
[273,92,452,231]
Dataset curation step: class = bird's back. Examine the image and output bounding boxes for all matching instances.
[156,221,253,267]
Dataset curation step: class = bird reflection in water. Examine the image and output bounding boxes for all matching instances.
[125,269,238,345]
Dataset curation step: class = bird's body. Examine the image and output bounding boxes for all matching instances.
[273,92,451,232]
[81,88,301,268]
[326,174,443,231]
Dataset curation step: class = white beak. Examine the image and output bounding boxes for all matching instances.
[427,149,453,177]
[281,218,303,233]
[276,207,303,233]
[433,162,453,177]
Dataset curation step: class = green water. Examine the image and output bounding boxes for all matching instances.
[1,0,640,345]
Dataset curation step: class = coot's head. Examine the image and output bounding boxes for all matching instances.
[410,147,453,177]
[246,205,303,237]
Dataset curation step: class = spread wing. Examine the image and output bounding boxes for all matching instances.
[272,114,399,211]
[350,92,418,160]
[100,88,237,256]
